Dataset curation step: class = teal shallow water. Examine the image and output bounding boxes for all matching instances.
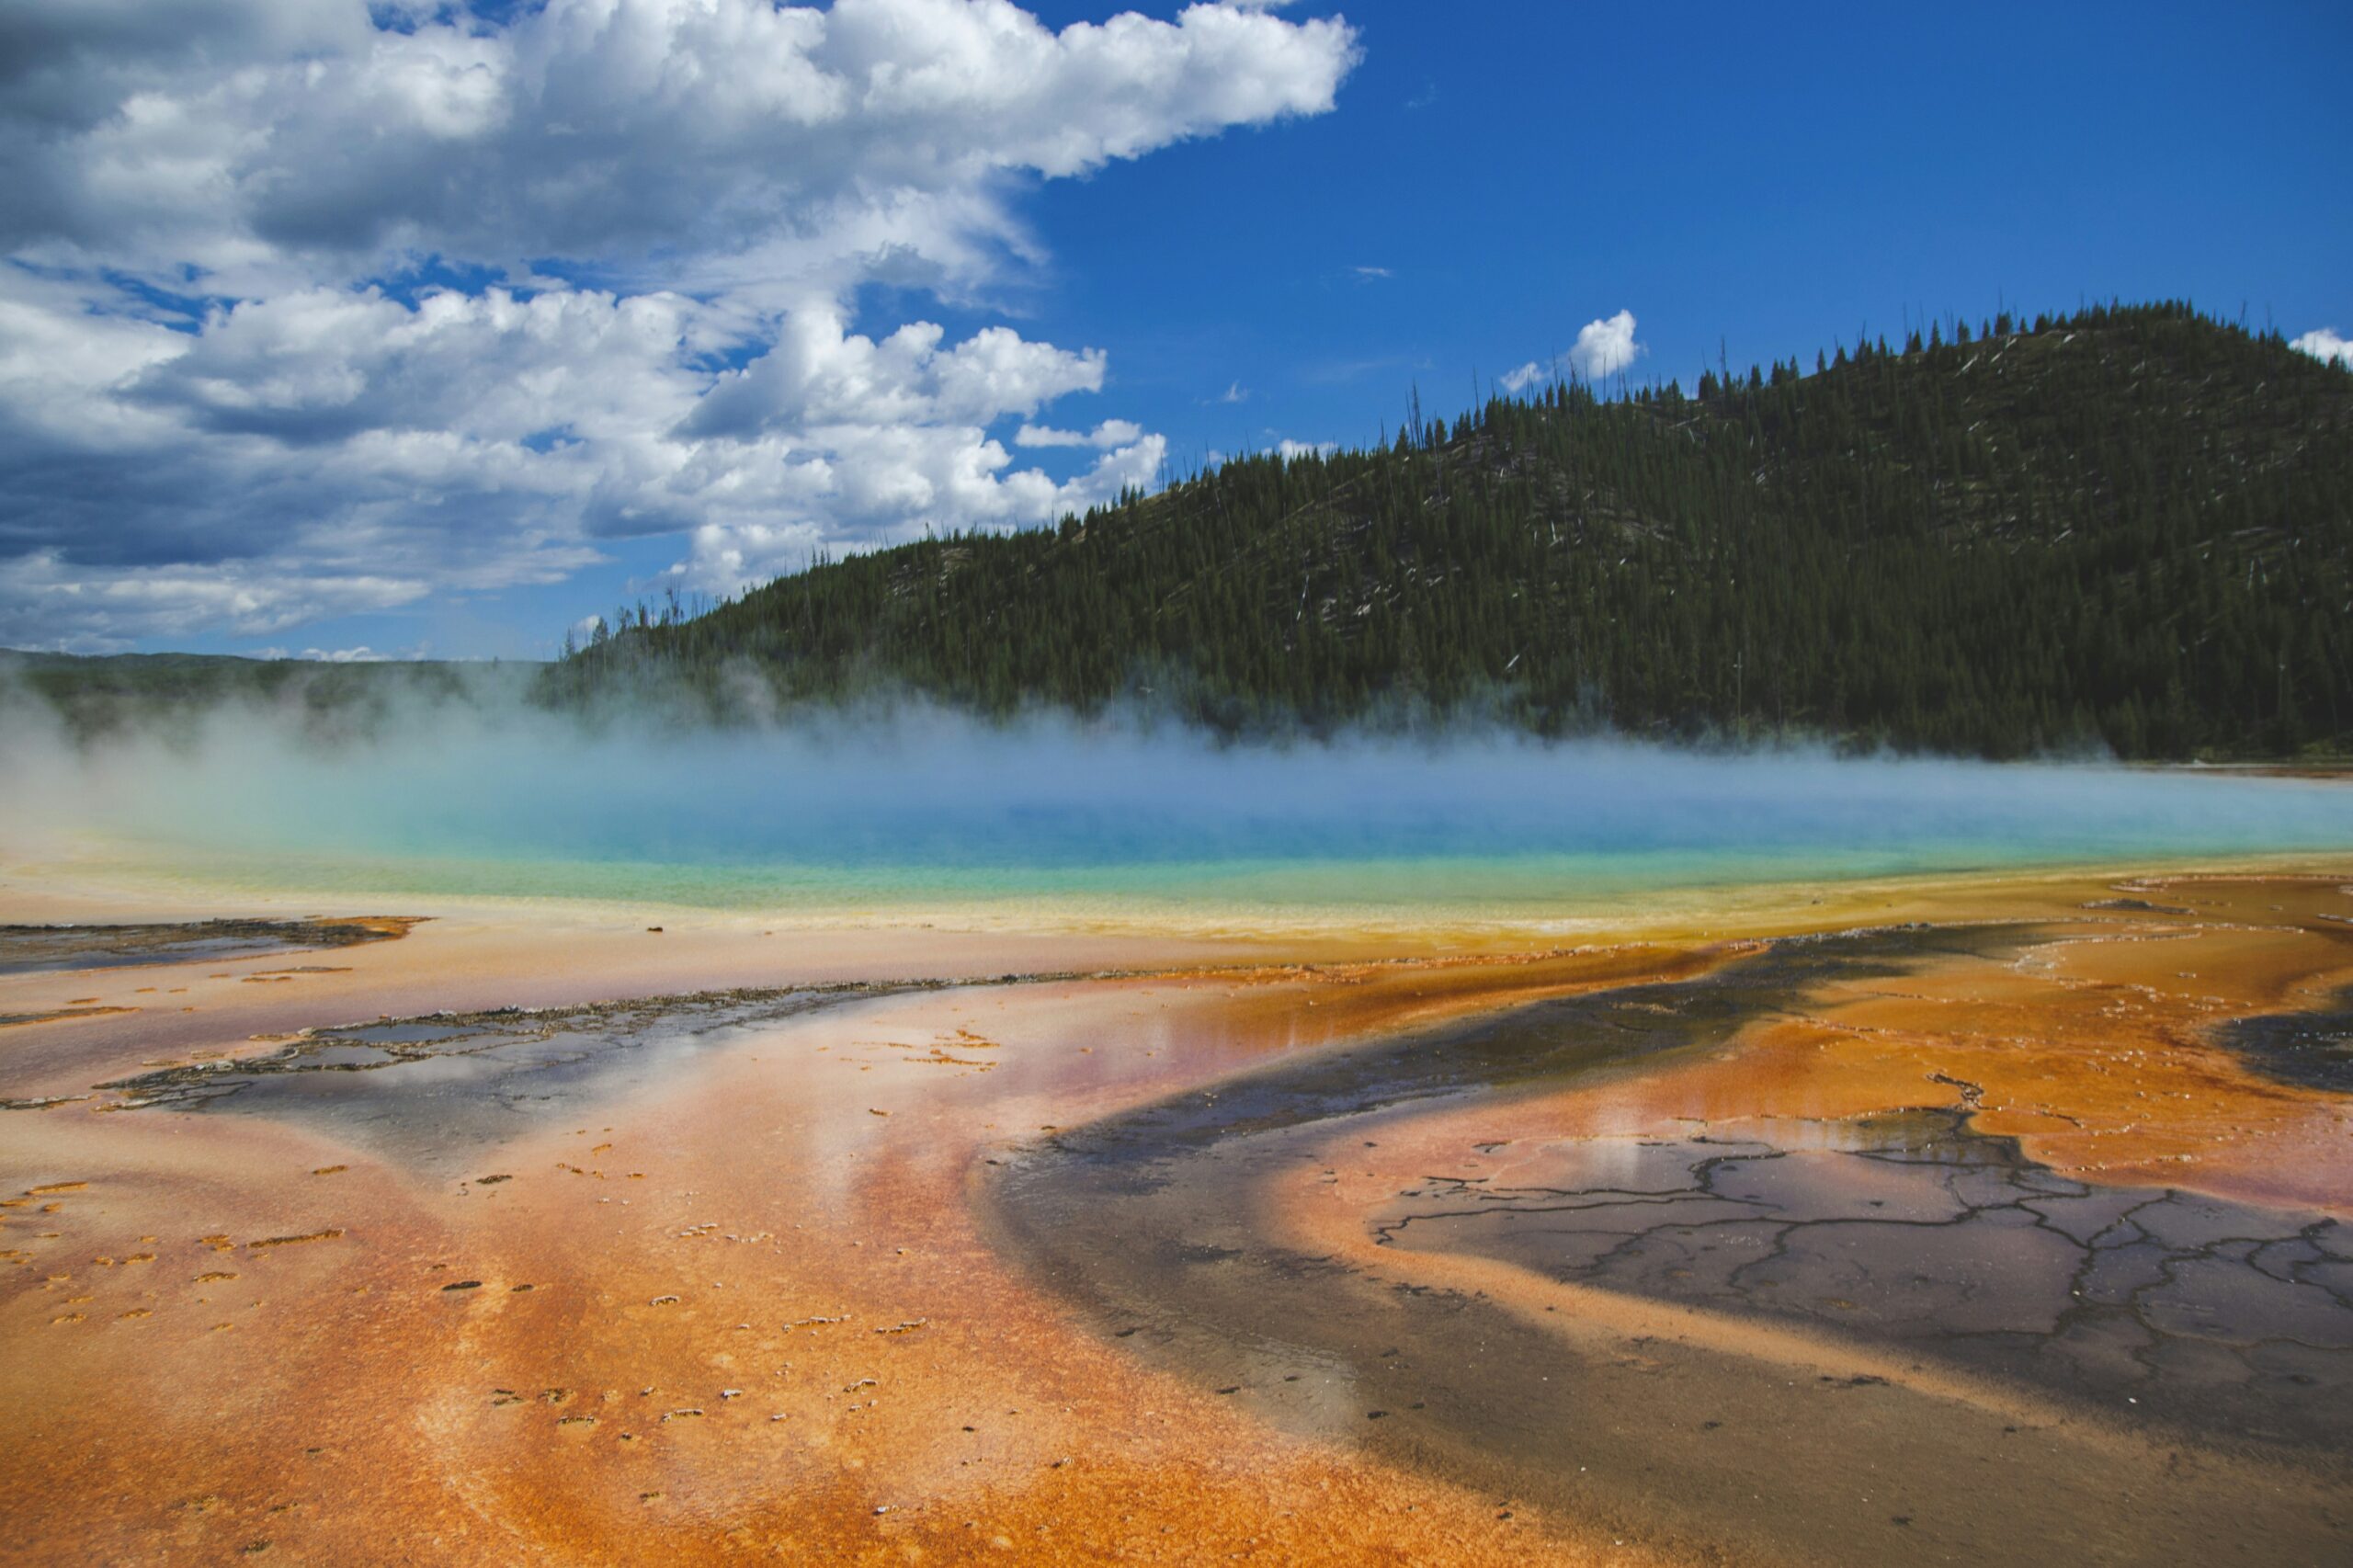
[38,721,2353,919]
[82,840,2075,917]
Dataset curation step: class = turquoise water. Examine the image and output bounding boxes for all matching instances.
[111,842,2061,915]
[37,716,2353,918]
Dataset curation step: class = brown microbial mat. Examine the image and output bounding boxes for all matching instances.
[2,872,2349,1565]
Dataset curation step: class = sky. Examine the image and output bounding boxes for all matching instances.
[1,0,2347,662]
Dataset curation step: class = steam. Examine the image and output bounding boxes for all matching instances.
[5,676,2350,914]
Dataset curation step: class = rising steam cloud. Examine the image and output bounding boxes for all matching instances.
[4,676,2350,915]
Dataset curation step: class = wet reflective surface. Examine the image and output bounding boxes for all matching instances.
[5,874,2351,1565]
[990,918,2353,1565]
[0,917,413,978]
[2216,983,2353,1091]
[95,983,941,1175]
[1371,1109,2353,1452]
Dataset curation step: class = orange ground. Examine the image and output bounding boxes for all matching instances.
[2,864,2347,1563]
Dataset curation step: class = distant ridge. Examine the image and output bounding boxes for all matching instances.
[551,302,2351,760]
[0,651,527,739]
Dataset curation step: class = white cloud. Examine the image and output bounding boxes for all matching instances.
[1015,418,1146,449]
[673,426,1162,595]
[0,546,444,651]
[1498,359,1548,394]
[0,0,1358,647]
[1488,312,1643,403]
[6,0,1360,297]
[1350,265,1392,279]
[1215,380,1250,403]
[1568,309,1644,382]
[1275,438,1336,460]
[2291,327,2352,369]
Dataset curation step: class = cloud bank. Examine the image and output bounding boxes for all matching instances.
[0,0,1359,648]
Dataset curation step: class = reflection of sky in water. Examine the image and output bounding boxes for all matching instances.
[19,708,2353,911]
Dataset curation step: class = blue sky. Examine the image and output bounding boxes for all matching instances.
[1018,0,2352,461]
[3,0,2347,661]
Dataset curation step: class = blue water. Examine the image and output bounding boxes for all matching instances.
[51,714,2353,916]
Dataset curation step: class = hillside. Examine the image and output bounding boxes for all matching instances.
[0,652,531,741]
[597,303,2335,756]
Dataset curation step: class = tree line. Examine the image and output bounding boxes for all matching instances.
[551,301,2353,760]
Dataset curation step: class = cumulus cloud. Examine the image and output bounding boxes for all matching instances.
[0,0,1358,648]
[1489,311,1644,401]
[1275,438,1336,460]
[2291,327,2352,369]
[1568,309,1644,382]
[1015,418,1146,449]
[1498,360,1548,394]
[5,0,1358,291]
[669,426,1164,597]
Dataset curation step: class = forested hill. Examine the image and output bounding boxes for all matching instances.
[553,302,2353,759]
[0,651,535,741]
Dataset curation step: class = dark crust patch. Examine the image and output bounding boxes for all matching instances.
[2212,984,2353,1092]
[0,917,420,978]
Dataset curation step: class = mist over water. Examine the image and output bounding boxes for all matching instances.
[6,687,2351,916]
